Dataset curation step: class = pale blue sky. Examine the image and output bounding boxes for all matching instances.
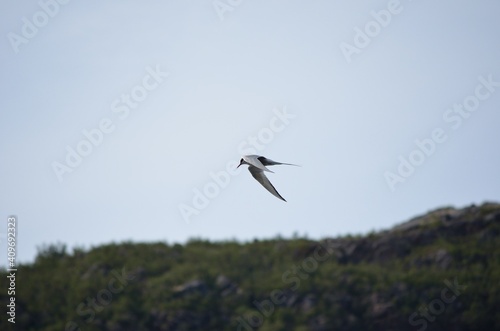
[1,0,499,266]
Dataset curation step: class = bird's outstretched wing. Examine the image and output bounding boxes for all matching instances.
[248,166,286,202]
[257,156,299,167]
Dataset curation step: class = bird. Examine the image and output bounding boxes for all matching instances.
[237,155,299,202]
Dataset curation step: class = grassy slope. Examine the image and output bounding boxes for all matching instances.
[1,203,499,331]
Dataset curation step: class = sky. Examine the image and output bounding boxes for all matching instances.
[1,0,499,267]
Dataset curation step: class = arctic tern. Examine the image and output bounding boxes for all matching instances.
[237,155,298,202]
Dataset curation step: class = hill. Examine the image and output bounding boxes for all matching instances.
[2,202,499,331]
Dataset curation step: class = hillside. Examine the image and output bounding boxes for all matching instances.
[2,202,500,331]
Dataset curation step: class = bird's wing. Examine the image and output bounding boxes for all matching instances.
[257,156,300,167]
[243,155,274,172]
[248,166,286,202]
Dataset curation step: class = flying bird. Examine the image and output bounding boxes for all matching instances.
[237,155,299,202]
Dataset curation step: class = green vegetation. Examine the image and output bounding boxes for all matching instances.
[2,203,499,331]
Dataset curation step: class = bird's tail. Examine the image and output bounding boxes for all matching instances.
[279,162,301,167]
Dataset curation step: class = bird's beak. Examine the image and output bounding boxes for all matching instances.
[237,163,241,169]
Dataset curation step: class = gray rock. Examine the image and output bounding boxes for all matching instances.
[172,280,207,295]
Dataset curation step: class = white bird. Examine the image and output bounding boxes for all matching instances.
[237,155,299,202]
